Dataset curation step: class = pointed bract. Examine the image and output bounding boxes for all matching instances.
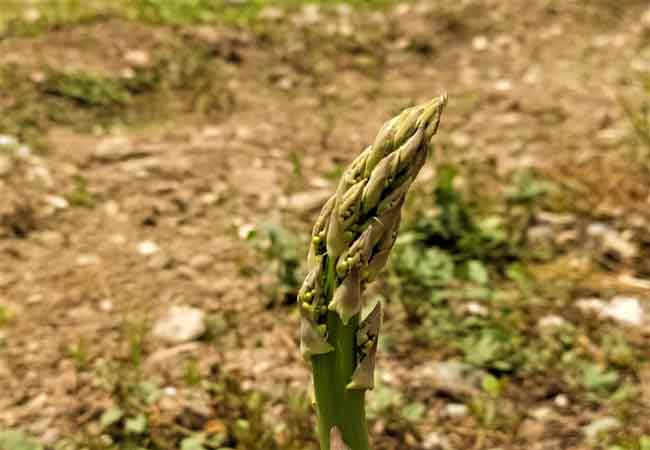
[347,302,382,390]
[365,117,398,177]
[328,267,362,325]
[300,316,334,360]
[308,199,334,269]
[362,152,398,214]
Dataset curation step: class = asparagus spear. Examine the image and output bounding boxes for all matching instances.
[298,95,447,450]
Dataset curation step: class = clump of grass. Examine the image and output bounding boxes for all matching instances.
[0,38,230,149]
[387,164,546,325]
[620,95,650,151]
[247,222,306,306]
[0,305,14,327]
[43,72,134,107]
[0,429,43,450]
[0,0,402,35]
[66,176,96,208]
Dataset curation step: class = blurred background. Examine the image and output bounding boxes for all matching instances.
[1,1,649,449]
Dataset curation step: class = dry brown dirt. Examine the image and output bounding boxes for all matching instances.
[1,1,650,449]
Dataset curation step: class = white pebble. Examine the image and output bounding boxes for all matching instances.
[538,315,568,330]
[238,224,256,240]
[45,195,69,210]
[554,394,569,408]
[603,297,643,326]
[99,299,113,312]
[472,35,488,51]
[0,135,18,147]
[153,306,206,343]
[465,302,488,316]
[137,240,159,255]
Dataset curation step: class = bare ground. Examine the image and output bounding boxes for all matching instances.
[1,1,650,449]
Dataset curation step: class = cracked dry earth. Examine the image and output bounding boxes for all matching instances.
[1,1,650,449]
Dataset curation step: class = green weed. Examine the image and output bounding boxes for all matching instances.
[66,176,96,208]
[247,222,305,306]
[0,430,43,450]
[43,73,133,108]
[0,0,401,35]
[0,305,14,327]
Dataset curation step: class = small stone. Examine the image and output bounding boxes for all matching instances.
[15,146,31,158]
[582,417,620,441]
[297,4,321,25]
[494,79,512,92]
[618,273,650,290]
[281,189,331,212]
[422,431,452,450]
[189,254,213,271]
[553,394,569,408]
[576,298,606,315]
[200,192,220,205]
[104,201,120,216]
[450,132,471,149]
[238,224,256,240]
[538,315,568,330]
[442,403,468,418]
[27,293,43,304]
[536,211,575,225]
[76,254,100,266]
[587,223,637,259]
[519,419,545,440]
[528,225,553,245]
[336,4,352,16]
[30,71,46,83]
[601,230,637,259]
[529,406,553,421]
[259,6,284,20]
[0,135,18,149]
[36,230,65,246]
[45,195,69,210]
[586,222,608,237]
[603,296,643,326]
[417,361,486,396]
[577,297,644,327]
[124,49,151,67]
[163,386,177,397]
[472,35,488,51]
[99,299,113,312]
[153,305,206,343]
[110,234,127,245]
[464,302,488,316]
[137,240,159,255]
[148,254,172,270]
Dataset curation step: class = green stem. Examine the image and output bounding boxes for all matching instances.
[311,259,369,450]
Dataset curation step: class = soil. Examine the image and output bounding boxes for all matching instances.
[1,1,650,449]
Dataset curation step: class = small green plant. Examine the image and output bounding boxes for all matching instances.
[248,222,305,306]
[469,374,512,429]
[43,72,133,107]
[579,362,620,398]
[0,430,43,450]
[66,338,91,370]
[621,95,650,151]
[66,176,96,208]
[0,305,14,327]
[184,359,203,386]
[298,96,446,449]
